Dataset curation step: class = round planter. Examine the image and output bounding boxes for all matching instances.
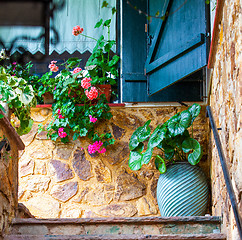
[42,92,55,104]
[96,84,111,102]
[157,162,209,217]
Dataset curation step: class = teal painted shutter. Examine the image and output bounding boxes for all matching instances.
[145,0,208,101]
[121,0,148,102]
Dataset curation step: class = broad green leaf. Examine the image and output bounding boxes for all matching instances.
[17,119,33,136]
[141,148,153,164]
[155,155,167,174]
[129,133,139,150]
[168,110,192,136]
[129,151,142,171]
[188,103,201,123]
[182,138,202,165]
[129,120,151,150]
[148,125,167,148]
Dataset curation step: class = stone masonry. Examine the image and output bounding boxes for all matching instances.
[18,106,210,219]
[209,0,242,239]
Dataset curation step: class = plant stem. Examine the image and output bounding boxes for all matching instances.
[80,34,98,42]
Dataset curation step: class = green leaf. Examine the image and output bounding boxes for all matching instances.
[102,0,108,8]
[168,110,192,136]
[0,114,4,119]
[108,55,120,67]
[129,151,142,171]
[95,19,103,28]
[73,132,79,141]
[112,7,117,15]
[188,103,201,123]
[63,77,75,86]
[182,138,202,165]
[79,128,88,137]
[129,120,151,150]
[103,19,111,27]
[141,148,153,164]
[129,134,139,150]
[148,125,167,148]
[155,155,167,174]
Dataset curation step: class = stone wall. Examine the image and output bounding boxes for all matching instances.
[0,111,24,239]
[18,106,210,219]
[209,0,242,239]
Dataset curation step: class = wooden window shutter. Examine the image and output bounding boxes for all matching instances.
[120,0,148,102]
[145,0,209,101]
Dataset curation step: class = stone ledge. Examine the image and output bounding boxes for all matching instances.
[4,234,227,240]
[0,110,25,150]
[12,216,222,225]
[35,103,125,108]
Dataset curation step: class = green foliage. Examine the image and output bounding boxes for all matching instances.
[37,58,115,150]
[0,66,36,135]
[128,104,203,174]
[82,4,119,86]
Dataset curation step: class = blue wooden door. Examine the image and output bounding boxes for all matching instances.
[145,0,209,101]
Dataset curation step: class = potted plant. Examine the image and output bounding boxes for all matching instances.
[38,57,115,154]
[128,103,209,217]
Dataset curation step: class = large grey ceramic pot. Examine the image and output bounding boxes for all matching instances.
[157,162,209,217]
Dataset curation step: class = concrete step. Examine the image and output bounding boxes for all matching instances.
[8,216,222,236]
[4,233,227,240]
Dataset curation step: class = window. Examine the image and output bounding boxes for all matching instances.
[120,0,210,102]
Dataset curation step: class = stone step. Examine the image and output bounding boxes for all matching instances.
[4,233,227,240]
[9,216,222,236]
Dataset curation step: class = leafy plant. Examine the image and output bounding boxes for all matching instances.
[38,58,115,153]
[0,66,36,135]
[73,1,119,86]
[128,104,203,174]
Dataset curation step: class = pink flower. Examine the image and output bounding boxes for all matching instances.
[57,109,61,114]
[72,26,84,36]
[54,86,57,90]
[58,128,67,138]
[49,61,59,72]
[73,67,82,74]
[88,144,96,154]
[88,141,106,154]
[89,115,97,123]
[81,77,92,89]
[98,148,106,154]
[58,114,65,119]
[85,87,98,100]
[12,62,17,65]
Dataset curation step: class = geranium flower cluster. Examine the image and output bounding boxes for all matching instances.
[89,115,97,123]
[85,86,98,100]
[58,127,67,138]
[57,109,64,119]
[88,141,106,154]
[73,67,82,74]
[72,26,84,36]
[49,61,59,72]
